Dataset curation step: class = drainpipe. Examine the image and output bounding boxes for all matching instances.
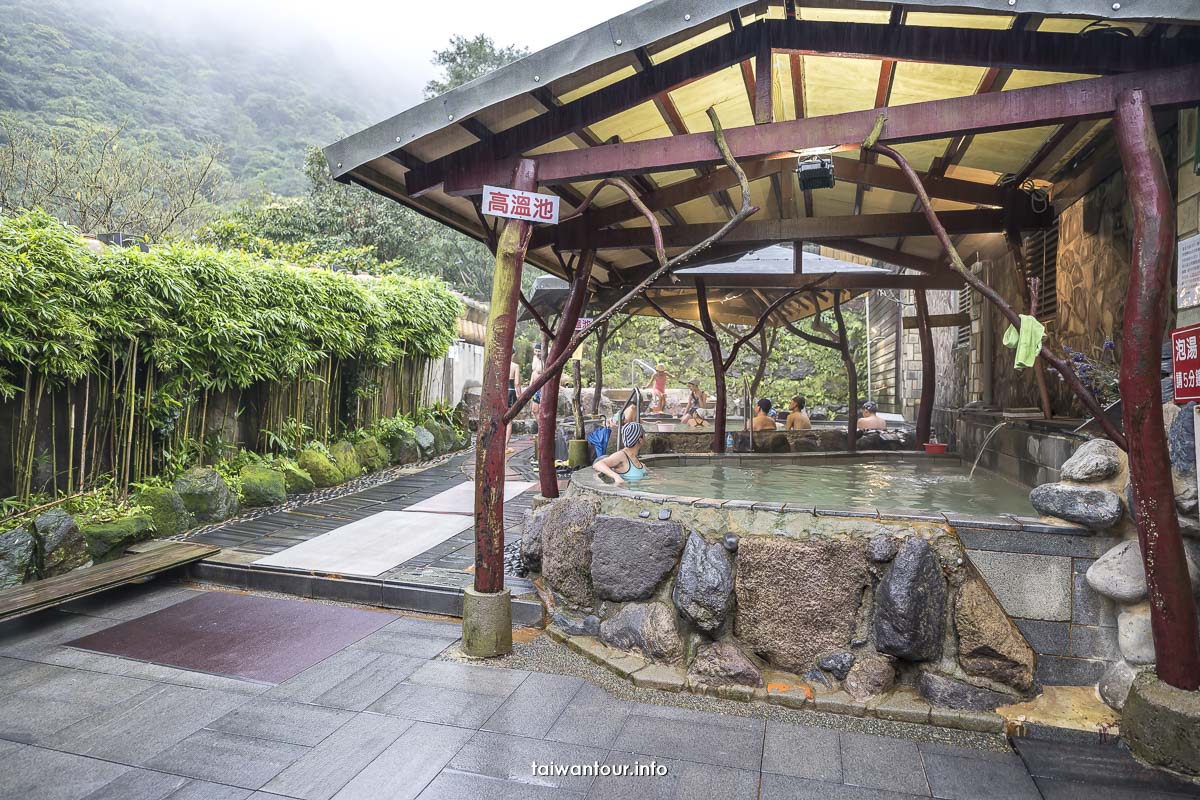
[866,293,873,402]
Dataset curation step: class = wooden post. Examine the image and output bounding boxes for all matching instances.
[474,159,537,596]
[696,280,727,452]
[833,293,859,453]
[536,250,593,499]
[591,320,607,414]
[1114,89,1200,690]
[914,289,935,445]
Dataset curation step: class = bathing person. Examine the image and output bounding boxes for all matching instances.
[857,399,886,430]
[786,395,812,431]
[681,379,707,427]
[752,398,778,431]
[593,421,647,485]
[644,364,674,413]
[530,342,544,418]
[506,352,522,453]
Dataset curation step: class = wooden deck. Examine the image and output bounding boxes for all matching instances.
[0,540,219,622]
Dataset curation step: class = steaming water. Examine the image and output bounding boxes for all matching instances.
[632,459,1034,517]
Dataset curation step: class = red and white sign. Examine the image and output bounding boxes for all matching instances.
[1172,322,1200,403]
[482,185,559,224]
[575,317,593,331]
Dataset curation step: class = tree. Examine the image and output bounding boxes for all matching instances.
[424,34,530,99]
[0,117,224,238]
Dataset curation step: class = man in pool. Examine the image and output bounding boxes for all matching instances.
[593,421,647,485]
[752,398,778,431]
[786,395,812,430]
[857,399,887,430]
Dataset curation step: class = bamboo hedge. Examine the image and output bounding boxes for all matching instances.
[0,210,463,501]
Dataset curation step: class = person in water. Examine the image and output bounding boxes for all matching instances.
[857,399,887,430]
[786,395,812,430]
[752,398,778,431]
[681,378,707,427]
[505,352,522,453]
[644,364,674,413]
[593,421,647,485]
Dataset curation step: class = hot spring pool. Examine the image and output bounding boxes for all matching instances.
[625,457,1035,517]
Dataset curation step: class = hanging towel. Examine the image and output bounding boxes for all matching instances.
[1002,314,1045,370]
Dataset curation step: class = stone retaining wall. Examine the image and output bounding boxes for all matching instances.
[523,477,1040,719]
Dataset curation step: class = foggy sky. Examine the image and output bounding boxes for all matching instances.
[88,0,645,116]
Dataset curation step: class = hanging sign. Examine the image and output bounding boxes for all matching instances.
[1171,321,1200,403]
[575,317,593,331]
[482,185,559,224]
[1178,234,1200,310]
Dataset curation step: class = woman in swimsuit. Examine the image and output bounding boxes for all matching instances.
[681,379,707,428]
[593,421,647,485]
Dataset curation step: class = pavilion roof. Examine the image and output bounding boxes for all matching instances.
[324,0,1200,291]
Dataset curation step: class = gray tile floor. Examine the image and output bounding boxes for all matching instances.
[3,584,1199,800]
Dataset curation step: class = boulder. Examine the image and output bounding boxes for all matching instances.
[733,536,870,672]
[82,515,154,562]
[537,497,599,609]
[426,422,451,454]
[818,651,855,681]
[1029,483,1123,530]
[519,509,542,571]
[552,610,600,637]
[413,426,436,459]
[672,532,734,633]
[874,537,946,662]
[688,642,762,687]
[1099,660,1138,711]
[1088,538,1200,604]
[354,436,388,473]
[867,535,899,563]
[388,433,420,466]
[590,516,684,602]
[844,655,895,701]
[280,463,314,495]
[33,508,89,577]
[239,465,287,508]
[134,487,195,538]
[954,577,1036,692]
[1060,439,1123,482]
[1169,402,1196,477]
[173,467,239,522]
[599,602,682,663]
[0,526,35,588]
[329,441,361,481]
[917,671,1018,711]
[1118,602,1155,665]
[298,448,343,488]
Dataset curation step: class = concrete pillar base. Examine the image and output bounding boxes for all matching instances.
[461,587,513,657]
[568,439,589,468]
[1123,672,1200,779]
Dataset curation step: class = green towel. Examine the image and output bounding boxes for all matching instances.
[1002,314,1045,370]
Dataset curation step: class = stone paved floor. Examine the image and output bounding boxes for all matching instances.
[181,441,540,593]
[2,583,1198,800]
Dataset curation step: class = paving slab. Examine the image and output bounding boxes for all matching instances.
[762,721,842,783]
[921,750,1041,799]
[1015,738,1200,797]
[543,683,635,749]
[347,627,459,659]
[0,744,130,800]
[611,712,764,771]
[60,585,203,621]
[448,730,608,794]
[266,650,423,711]
[67,592,393,683]
[840,731,930,796]
[206,697,355,746]
[482,672,585,738]
[412,770,580,800]
[167,782,255,800]
[759,773,929,799]
[261,713,413,800]
[366,682,509,728]
[80,768,191,800]
[0,691,109,743]
[403,480,532,514]
[403,659,529,696]
[143,729,309,790]
[588,753,760,800]
[330,721,473,800]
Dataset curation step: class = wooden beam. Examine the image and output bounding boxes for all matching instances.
[754,32,775,125]
[821,239,945,273]
[551,208,1050,251]
[652,271,965,290]
[765,18,1194,74]
[855,58,898,215]
[444,65,1200,193]
[903,312,970,329]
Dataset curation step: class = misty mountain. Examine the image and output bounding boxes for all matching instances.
[0,0,399,196]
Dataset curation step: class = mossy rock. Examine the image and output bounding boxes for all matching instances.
[413,426,436,459]
[330,440,362,481]
[453,425,470,449]
[33,507,89,577]
[239,465,287,507]
[135,486,195,537]
[83,515,155,562]
[298,448,343,488]
[173,467,239,522]
[355,436,388,473]
[387,431,420,465]
[0,526,35,588]
[280,463,314,495]
[427,422,451,454]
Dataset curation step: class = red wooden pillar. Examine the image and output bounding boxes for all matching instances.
[537,250,594,498]
[696,280,727,453]
[474,159,537,595]
[914,289,935,445]
[834,293,859,453]
[1114,89,1200,690]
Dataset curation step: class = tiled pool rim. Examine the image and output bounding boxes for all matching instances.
[569,450,1091,537]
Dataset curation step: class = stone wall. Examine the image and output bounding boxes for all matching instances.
[525,479,1040,717]
[954,411,1087,489]
[643,427,914,455]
